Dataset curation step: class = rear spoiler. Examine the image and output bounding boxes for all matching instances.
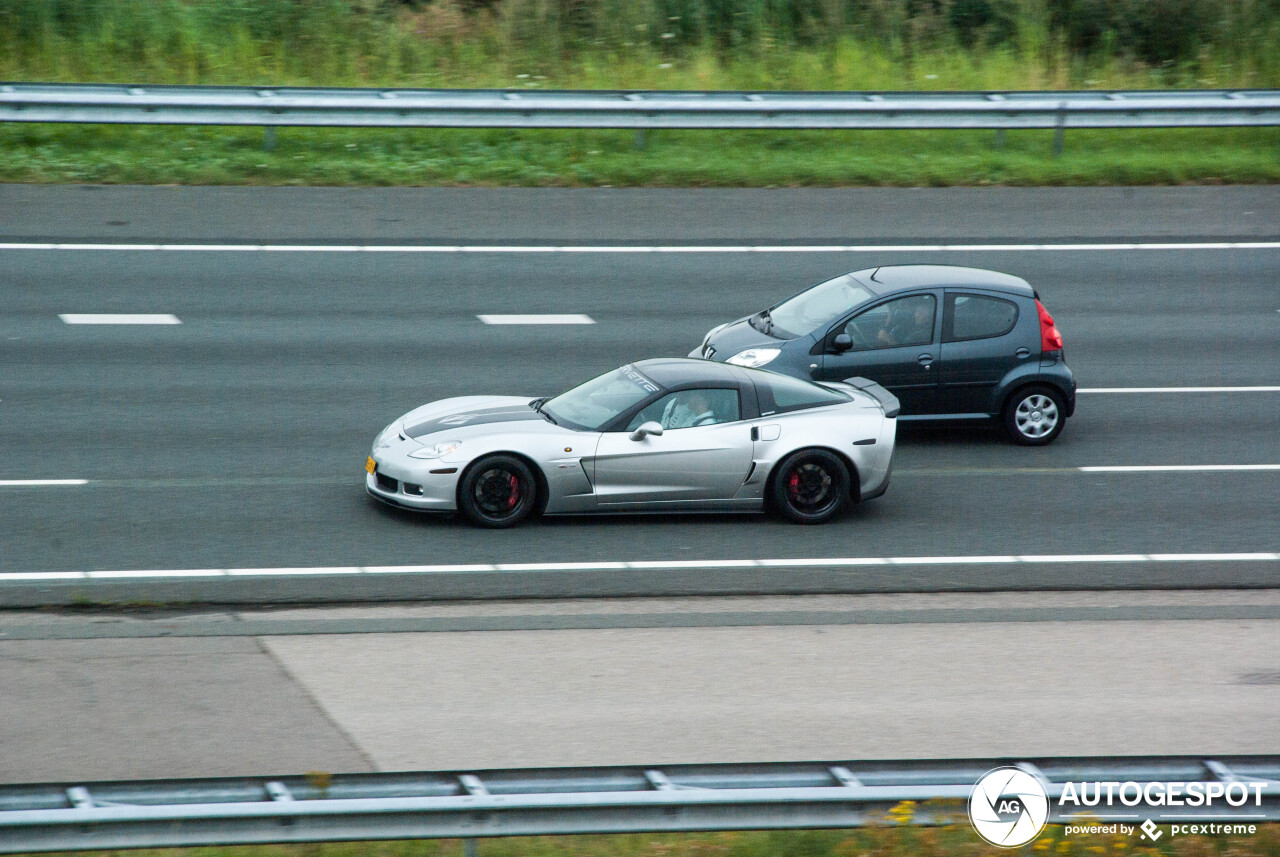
[843,377,900,419]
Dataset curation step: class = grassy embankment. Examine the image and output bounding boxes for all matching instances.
[1,0,1278,186]
[12,821,1280,857]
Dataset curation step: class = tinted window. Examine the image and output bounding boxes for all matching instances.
[543,364,662,430]
[944,293,1019,342]
[844,293,936,350]
[767,274,876,338]
[752,371,849,416]
[626,388,741,431]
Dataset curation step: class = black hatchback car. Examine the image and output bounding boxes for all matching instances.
[691,265,1076,445]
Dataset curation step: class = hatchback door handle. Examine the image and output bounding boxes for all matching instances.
[917,353,934,367]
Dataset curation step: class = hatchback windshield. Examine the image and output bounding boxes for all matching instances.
[765,274,875,338]
[541,365,662,430]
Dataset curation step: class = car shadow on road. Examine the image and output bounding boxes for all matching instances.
[363,488,885,531]
[894,422,1010,448]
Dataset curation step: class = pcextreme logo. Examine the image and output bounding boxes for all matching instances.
[968,767,1051,847]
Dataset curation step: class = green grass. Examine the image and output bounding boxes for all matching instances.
[1,123,1276,187]
[2,1,1278,186]
[13,821,1280,857]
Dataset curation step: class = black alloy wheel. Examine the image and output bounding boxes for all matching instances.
[770,448,851,524]
[458,455,538,528]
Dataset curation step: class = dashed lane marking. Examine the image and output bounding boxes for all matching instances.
[477,314,595,325]
[58,314,181,325]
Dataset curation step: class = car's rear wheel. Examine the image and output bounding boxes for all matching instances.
[1003,386,1066,446]
[769,449,850,524]
[458,455,538,528]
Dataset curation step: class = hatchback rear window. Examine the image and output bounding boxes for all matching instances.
[943,293,1019,342]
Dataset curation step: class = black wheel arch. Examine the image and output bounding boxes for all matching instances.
[767,446,861,504]
[456,451,550,516]
[999,379,1070,417]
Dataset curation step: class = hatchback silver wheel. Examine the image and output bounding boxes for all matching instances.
[1002,386,1067,446]
[1014,394,1059,439]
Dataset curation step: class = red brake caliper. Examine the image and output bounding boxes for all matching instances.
[507,474,520,509]
[788,471,800,499]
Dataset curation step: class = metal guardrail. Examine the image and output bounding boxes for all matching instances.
[1,758,1276,852]
[2,82,1279,130]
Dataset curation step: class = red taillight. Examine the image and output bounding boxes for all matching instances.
[1036,299,1063,352]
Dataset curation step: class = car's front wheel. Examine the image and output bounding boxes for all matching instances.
[458,455,539,528]
[769,448,850,524]
[1003,386,1066,446]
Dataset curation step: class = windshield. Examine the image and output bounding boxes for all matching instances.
[766,274,875,338]
[541,364,663,430]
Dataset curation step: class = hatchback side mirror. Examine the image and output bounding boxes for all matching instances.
[630,421,664,441]
[831,333,853,353]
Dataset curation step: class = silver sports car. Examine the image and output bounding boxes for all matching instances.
[366,358,899,527]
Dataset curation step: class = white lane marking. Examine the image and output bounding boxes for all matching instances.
[1080,464,1280,472]
[224,566,363,576]
[85,569,223,579]
[5,553,1277,581]
[3,572,89,580]
[1149,553,1280,561]
[1079,386,1280,393]
[3,242,1279,254]
[889,555,1019,565]
[362,564,497,573]
[59,314,181,325]
[495,561,629,571]
[477,314,595,325]
[0,479,89,486]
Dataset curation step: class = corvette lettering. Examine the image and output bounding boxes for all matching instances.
[620,364,660,393]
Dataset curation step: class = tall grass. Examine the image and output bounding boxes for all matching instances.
[1,0,1276,187]
[1,0,1277,90]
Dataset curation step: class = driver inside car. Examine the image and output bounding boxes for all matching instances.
[662,391,718,429]
[876,298,933,347]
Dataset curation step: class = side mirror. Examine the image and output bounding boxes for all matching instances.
[831,333,853,353]
[629,421,664,441]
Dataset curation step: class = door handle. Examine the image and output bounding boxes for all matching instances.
[1015,347,1031,358]
[917,353,934,367]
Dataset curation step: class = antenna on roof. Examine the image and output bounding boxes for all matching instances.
[869,267,882,282]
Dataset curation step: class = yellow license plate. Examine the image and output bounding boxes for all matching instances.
[365,456,377,474]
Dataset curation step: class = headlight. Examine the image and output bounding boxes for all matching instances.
[725,348,781,368]
[408,441,461,459]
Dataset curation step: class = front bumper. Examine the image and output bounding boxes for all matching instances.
[365,459,460,511]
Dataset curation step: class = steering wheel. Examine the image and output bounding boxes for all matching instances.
[844,322,870,349]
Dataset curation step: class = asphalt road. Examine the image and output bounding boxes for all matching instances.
[0,185,1278,783]
[2,188,1278,591]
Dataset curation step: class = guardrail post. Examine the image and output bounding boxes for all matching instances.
[263,127,276,152]
[1053,101,1066,157]
[463,839,477,857]
[994,128,1006,149]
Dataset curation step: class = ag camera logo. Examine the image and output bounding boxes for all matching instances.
[969,767,1050,847]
